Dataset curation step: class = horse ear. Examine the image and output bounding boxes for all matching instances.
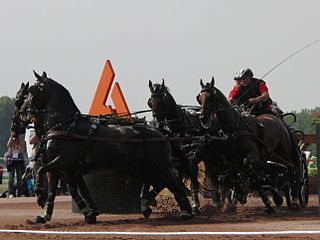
[200,79,205,88]
[149,80,154,92]
[33,70,41,80]
[21,82,29,93]
[161,78,165,88]
[42,71,47,79]
[210,76,215,88]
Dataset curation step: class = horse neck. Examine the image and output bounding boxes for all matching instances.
[43,81,81,131]
[214,89,239,134]
[34,117,46,139]
[163,91,185,133]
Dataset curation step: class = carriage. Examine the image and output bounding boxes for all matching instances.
[10,72,309,224]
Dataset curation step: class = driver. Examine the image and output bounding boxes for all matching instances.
[228,68,273,116]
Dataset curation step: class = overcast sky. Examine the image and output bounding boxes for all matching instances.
[1,0,319,117]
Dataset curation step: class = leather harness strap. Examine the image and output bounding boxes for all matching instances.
[45,130,194,143]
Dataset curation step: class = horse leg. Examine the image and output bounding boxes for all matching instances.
[234,179,248,205]
[189,160,200,214]
[140,184,164,219]
[34,172,59,224]
[258,186,275,214]
[159,166,193,219]
[34,172,48,207]
[172,145,192,196]
[35,157,62,208]
[290,168,300,209]
[225,187,237,212]
[140,183,157,207]
[67,173,96,224]
[32,160,48,207]
[271,187,283,207]
[242,144,276,213]
[36,157,62,178]
[74,174,99,217]
[203,159,223,211]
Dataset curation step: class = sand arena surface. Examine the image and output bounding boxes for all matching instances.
[0,194,320,240]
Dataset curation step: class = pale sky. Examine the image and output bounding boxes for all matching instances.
[1,0,319,118]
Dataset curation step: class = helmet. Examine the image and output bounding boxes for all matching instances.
[234,68,253,80]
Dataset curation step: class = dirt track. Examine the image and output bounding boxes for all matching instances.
[0,194,320,240]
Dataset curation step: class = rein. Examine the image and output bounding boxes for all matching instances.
[45,130,195,143]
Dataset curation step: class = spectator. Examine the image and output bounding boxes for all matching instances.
[29,134,38,159]
[0,165,3,184]
[7,132,27,198]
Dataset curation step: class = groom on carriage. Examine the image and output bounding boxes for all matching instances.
[228,68,276,116]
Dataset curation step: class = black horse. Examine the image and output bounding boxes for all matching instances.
[196,78,301,213]
[11,82,63,223]
[12,71,193,224]
[148,80,237,212]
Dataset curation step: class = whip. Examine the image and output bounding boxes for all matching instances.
[235,40,320,107]
[261,39,320,80]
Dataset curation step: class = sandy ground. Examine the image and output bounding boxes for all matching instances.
[0,194,320,240]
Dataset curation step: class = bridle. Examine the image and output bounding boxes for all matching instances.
[197,87,231,116]
[149,91,169,121]
[197,85,240,134]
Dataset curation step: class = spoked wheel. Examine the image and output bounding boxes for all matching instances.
[298,153,309,207]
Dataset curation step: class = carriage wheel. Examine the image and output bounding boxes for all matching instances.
[298,153,309,207]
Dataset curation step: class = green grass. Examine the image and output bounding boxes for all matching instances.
[0,184,7,193]
[308,168,317,177]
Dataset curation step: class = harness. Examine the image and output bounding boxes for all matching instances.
[198,85,295,169]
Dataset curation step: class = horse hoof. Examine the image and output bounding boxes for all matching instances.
[273,196,283,207]
[226,205,237,212]
[291,203,300,211]
[142,207,152,219]
[85,215,97,224]
[264,207,275,214]
[181,211,193,220]
[34,216,46,224]
[191,206,199,215]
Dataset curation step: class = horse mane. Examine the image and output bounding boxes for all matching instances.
[46,78,81,113]
[214,87,232,108]
[162,86,176,105]
[153,83,170,92]
[153,83,177,106]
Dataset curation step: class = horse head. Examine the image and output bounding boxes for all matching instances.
[196,77,218,129]
[147,79,168,128]
[18,70,80,135]
[15,72,48,127]
[11,82,30,136]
